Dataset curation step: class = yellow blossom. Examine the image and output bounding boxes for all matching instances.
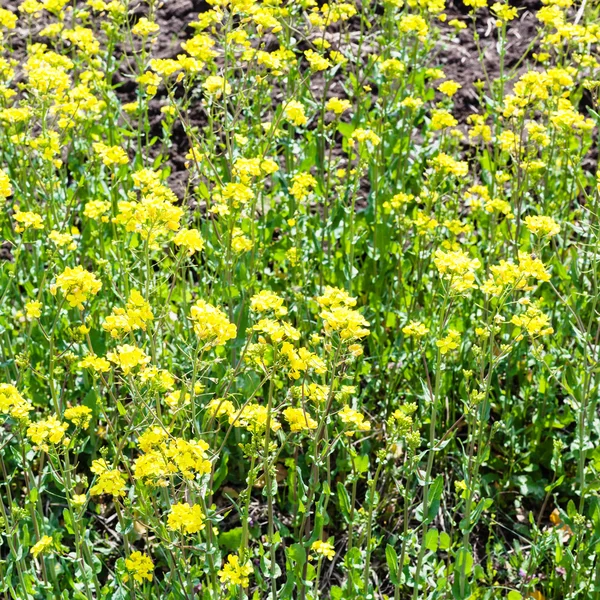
[50,266,101,309]
[283,100,308,126]
[524,215,560,237]
[125,551,154,583]
[131,17,160,36]
[218,554,253,588]
[64,405,92,428]
[325,97,352,115]
[107,344,151,375]
[27,416,68,450]
[436,330,461,354]
[311,540,335,560]
[25,301,42,320]
[283,407,318,431]
[190,300,237,346]
[0,384,32,421]
[339,405,371,435]
[167,502,205,534]
[31,536,53,559]
[92,142,129,166]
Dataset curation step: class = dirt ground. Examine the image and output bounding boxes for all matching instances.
[0,0,594,193]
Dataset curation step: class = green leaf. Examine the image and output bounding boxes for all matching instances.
[330,586,343,600]
[426,475,444,524]
[337,482,351,519]
[439,531,451,550]
[454,549,473,577]
[63,508,74,534]
[355,454,369,474]
[287,543,306,570]
[219,527,243,552]
[116,400,126,417]
[337,122,355,140]
[507,592,522,600]
[425,528,439,551]
[465,497,493,531]
[212,452,229,491]
[385,544,400,586]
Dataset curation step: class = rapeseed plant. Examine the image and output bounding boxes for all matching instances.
[0,0,599,598]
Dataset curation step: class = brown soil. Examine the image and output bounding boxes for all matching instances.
[0,0,550,196]
[438,0,542,122]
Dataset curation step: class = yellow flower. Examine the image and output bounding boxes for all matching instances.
[131,17,160,36]
[182,33,217,61]
[311,540,335,560]
[27,416,68,450]
[13,209,44,233]
[49,230,77,251]
[283,100,308,126]
[430,153,468,177]
[304,49,331,71]
[64,405,92,428]
[436,330,461,355]
[380,58,405,77]
[320,306,370,340]
[138,71,161,95]
[218,554,253,588]
[72,494,87,507]
[114,177,183,247]
[125,551,154,583]
[203,75,231,97]
[350,128,381,147]
[50,266,102,309]
[438,80,462,96]
[190,300,237,346]
[0,169,12,197]
[317,286,357,308]
[206,398,235,419]
[401,96,424,111]
[280,343,327,379]
[253,318,300,343]
[339,406,371,435]
[434,248,480,292]
[524,215,560,237]
[230,402,282,434]
[219,182,254,207]
[106,344,150,375]
[250,290,287,317]
[290,172,317,200]
[283,407,318,432]
[402,321,429,338]
[25,301,42,320]
[231,228,254,253]
[398,14,429,39]
[511,306,554,338]
[325,97,352,115]
[103,290,154,338]
[0,384,32,421]
[31,536,53,559]
[90,469,127,497]
[79,354,111,373]
[430,109,458,130]
[467,114,492,142]
[0,8,17,29]
[167,502,205,534]
[83,200,111,222]
[92,142,129,166]
[491,2,518,22]
[174,228,205,255]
